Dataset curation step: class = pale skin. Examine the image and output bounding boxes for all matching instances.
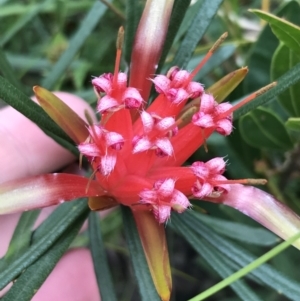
[0,93,101,301]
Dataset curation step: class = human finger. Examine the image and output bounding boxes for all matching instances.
[0,92,95,184]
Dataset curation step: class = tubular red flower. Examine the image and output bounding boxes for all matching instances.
[2,21,298,253]
[73,56,249,223]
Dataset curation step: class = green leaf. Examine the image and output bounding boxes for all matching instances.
[42,0,110,90]
[250,9,300,55]
[178,211,300,300]
[271,43,300,116]
[243,1,298,93]
[88,212,117,301]
[197,214,278,246]
[156,0,192,73]
[286,117,300,131]
[1,211,40,265]
[173,0,203,44]
[0,200,89,290]
[239,107,293,150]
[124,0,144,64]
[121,206,160,301]
[171,216,263,301]
[0,47,24,92]
[234,61,300,120]
[193,234,300,301]
[207,67,248,103]
[1,208,88,301]
[172,0,223,68]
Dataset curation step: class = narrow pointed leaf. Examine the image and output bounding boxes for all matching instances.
[3,211,40,264]
[88,212,117,301]
[43,129,78,155]
[239,107,293,150]
[121,206,160,301]
[175,211,300,300]
[34,86,88,143]
[183,222,300,301]
[171,217,263,301]
[172,0,223,68]
[234,61,300,119]
[133,210,172,301]
[124,0,144,63]
[197,214,278,246]
[156,0,192,73]
[0,200,89,290]
[271,43,300,116]
[0,47,24,91]
[1,207,88,301]
[173,0,201,44]
[184,67,249,113]
[0,174,104,214]
[207,67,249,102]
[250,9,300,55]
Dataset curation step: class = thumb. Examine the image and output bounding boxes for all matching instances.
[0,92,95,184]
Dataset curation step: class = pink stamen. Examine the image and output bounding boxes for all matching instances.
[218,82,277,120]
[190,32,228,80]
[113,27,124,88]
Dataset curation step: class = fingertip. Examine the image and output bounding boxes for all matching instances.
[32,249,101,301]
[0,92,95,183]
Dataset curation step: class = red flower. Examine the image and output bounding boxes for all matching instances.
[1,1,300,300]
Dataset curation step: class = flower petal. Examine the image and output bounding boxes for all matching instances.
[129,0,174,103]
[0,174,104,214]
[132,209,172,301]
[33,86,88,143]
